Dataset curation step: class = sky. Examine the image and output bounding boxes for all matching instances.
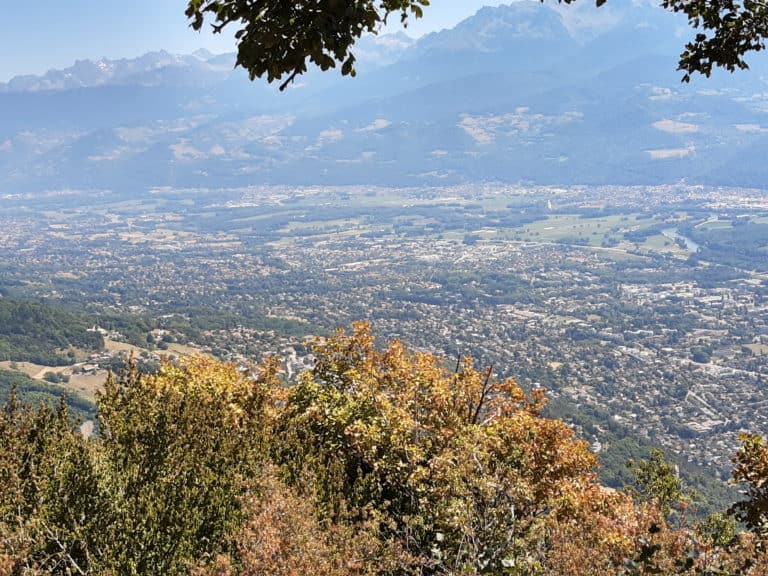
[0,1,509,81]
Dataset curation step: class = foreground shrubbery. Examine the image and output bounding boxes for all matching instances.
[2,322,768,575]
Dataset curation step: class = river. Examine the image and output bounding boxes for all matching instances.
[662,227,700,252]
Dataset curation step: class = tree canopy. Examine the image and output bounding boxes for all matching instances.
[5,324,768,574]
[663,0,768,81]
[185,0,430,90]
[186,0,768,90]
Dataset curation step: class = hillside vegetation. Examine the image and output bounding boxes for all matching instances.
[2,323,768,575]
[0,298,104,365]
[0,368,94,421]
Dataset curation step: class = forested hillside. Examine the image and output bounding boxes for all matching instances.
[0,298,104,365]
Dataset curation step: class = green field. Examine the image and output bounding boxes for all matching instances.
[641,233,690,257]
[697,219,734,230]
[513,213,660,247]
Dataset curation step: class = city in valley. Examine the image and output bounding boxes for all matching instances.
[2,182,767,499]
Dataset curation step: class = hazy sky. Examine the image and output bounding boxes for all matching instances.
[1,1,509,81]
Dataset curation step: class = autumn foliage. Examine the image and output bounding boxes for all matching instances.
[2,322,768,574]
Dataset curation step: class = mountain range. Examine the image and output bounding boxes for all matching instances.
[3,1,768,194]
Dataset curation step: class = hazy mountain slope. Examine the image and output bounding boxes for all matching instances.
[2,1,768,192]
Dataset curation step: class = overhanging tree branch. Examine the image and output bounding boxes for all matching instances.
[186,0,768,89]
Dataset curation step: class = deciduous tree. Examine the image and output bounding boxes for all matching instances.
[186,0,768,89]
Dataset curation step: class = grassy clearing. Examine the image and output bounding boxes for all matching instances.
[0,360,106,403]
[513,213,658,247]
[477,195,518,211]
[166,342,203,357]
[0,360,51,378]
[104,338,146,355]
[230,210,298,225]
[106,338,203,359]
[280,217,365,234]
[65,372,107,403]
[434,231,467,242]
[641,234,689,257]
[118,228,196,245]
[745,343,768,355]
[696,218,733,230]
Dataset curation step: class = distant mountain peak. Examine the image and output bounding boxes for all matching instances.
[0,50,229,93]
[353,32,416,67]
[191,48,216,61]
[417,1,571,54]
